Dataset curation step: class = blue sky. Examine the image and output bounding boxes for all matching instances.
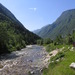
[0,0,75,31]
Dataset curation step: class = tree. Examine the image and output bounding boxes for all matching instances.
[0,23,9,54]
[68,36,73,44]
[43,38,53,44]
[54,35,63,45]
[37,39,43,45]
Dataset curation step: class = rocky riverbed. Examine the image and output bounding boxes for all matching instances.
[0,45,49,75]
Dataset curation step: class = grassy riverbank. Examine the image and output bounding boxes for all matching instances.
[43,44,75,75]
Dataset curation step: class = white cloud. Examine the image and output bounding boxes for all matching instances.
[29,8,37,11]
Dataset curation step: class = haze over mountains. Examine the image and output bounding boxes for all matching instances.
[33,9,75,39]
[0,3,40,54]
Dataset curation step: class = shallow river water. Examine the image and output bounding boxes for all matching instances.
[0,45,49,75]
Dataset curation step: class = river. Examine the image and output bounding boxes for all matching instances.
[0,45,49,75]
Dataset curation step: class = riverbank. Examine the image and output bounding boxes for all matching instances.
[43,44,75,75]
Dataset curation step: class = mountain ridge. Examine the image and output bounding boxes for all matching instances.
[33,9,75,39]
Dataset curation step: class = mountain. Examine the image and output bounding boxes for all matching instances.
[33,9,75,39]
[33,24,52,38]
[0,3,40,54]
[33,29,41,34]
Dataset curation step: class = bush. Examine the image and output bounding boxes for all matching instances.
[37,39,43,45]
[46,44,56,52]
[43,38,53,45]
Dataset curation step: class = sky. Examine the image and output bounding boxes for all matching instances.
[0,0,75,31]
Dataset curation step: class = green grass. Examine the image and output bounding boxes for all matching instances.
[43,46,75,75]
[50,51,65,61]
[45,43,72,52]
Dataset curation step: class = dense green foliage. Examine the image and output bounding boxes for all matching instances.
[37,30,75,52]
[34,9,75,39]
[54,31,75,45]
[37,38,53,45]
[0,4,40,54]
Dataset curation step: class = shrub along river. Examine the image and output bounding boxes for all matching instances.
[0,45,49,75]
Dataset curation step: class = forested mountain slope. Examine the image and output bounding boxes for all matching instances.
[34,9,75,39]
[0,3,40,54]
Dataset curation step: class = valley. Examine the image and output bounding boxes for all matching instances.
[0,1,75,75]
